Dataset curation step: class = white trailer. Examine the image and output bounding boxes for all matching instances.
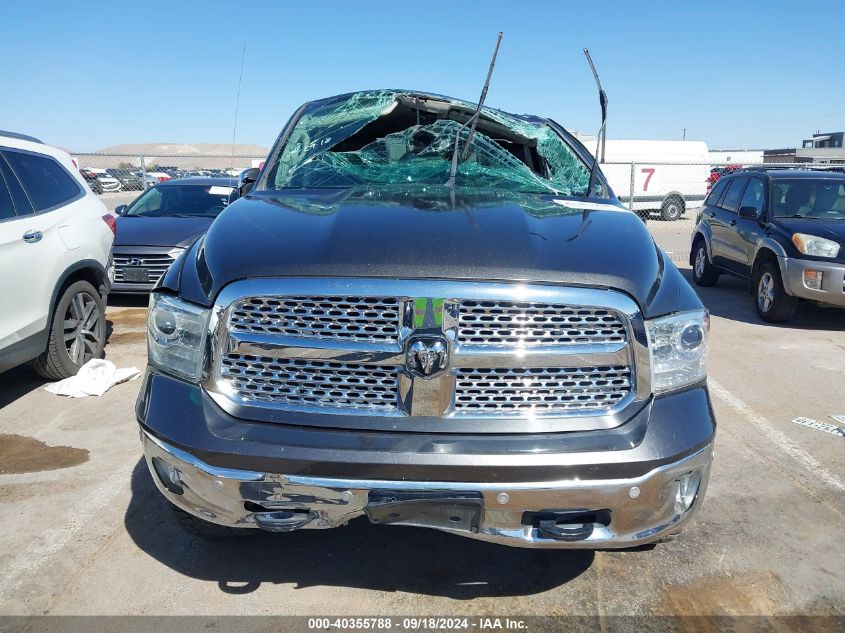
[589,140,710,221]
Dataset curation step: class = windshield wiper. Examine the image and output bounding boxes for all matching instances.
[446,32,503,188]
[583,48,608,197]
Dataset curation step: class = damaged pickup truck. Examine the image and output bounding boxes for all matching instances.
[137,88,715,548]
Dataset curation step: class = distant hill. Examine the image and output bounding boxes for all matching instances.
[76,143,271,170]
[96,142,270,156]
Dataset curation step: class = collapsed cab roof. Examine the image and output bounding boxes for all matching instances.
[260,89,599,197]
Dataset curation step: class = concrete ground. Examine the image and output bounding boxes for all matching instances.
[0,265,843,619]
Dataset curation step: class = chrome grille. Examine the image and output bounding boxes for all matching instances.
[454,366,632,415]
[209,279,644,430]
[220,354,399,412]
[230,296,401,342]
[458,300,627,346]
[113,253,174,285]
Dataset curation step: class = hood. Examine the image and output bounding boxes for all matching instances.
[179,187,673,312]
[115,215,214,248]
[773,217,845,244]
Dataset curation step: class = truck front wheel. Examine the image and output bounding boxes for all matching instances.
[660,196,685,221]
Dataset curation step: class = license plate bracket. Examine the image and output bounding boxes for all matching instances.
[123,268,149,283]
[365,490,483,532]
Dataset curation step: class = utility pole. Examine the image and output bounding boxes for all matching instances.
[682,128,687,141]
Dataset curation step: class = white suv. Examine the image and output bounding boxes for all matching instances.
[0,131,115,379]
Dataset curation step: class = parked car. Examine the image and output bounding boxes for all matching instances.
[111,178,238,293]
[106,168,144,191]
[137,89,714,548]
[85,168,122,192]
[130,171,158,189]
[706,164,742,194]
[79,167,104,194]
[0,131,115,378]
[691,169,845,322]
[597,140,710,221]
[146,171,172,183]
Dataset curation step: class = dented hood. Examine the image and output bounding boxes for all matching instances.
[179,188,668,310]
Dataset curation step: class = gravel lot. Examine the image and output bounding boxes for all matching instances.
[0,241,843,619]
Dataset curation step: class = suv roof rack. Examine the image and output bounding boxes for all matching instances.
[738,165,845,173]
[0,130,44,144]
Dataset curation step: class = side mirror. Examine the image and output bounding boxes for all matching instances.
[738,206,761,220]
[238,168,260,195]
[114,204,127,215]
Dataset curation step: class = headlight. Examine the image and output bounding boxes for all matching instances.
[646,310,709,394]
[147,293,210,382]
[792,233,840,258]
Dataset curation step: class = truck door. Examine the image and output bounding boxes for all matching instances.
[721,177,765,277]
[710,176,748,268]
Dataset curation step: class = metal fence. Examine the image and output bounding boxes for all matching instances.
[72,152,266,211]
[70,152,844,263]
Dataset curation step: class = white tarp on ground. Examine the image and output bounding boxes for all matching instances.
[44,359,140,398]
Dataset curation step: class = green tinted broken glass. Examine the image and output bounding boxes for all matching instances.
[270,90,591,195]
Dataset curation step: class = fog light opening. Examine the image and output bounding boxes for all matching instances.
[675,471,701,514]
[803,270,823,290]
[151,456,184,495]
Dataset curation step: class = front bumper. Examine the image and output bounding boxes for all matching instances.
[143,432,712,548]
[781,256,845,307]
[138,372,716,549]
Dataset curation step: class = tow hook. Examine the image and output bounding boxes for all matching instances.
[526,510,605,542]
[538,518,594,542]
[252,510,316,532]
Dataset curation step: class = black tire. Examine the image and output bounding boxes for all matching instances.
[33,280,106,380]
[691,239,719,287]
[754,261,798,323]
[660,196,685,221]
[171,505,252,539]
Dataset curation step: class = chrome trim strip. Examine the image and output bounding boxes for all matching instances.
[454,342,629,368]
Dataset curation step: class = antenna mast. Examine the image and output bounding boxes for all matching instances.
[583,48,608,196]
[231,45,247,162]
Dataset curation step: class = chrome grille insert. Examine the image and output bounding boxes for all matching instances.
[113,253,174,285]
[230,296,401,342]
[454,366,632,415]
[208,279,646,431]
[458,300,627,346]
[220,354,399,412]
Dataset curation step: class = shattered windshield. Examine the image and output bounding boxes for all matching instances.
[262,90,595,196]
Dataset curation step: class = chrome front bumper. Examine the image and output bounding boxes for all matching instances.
[142,431,713,549]
[782,256,845,307]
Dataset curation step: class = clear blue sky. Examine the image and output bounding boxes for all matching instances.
[2,0,842,152]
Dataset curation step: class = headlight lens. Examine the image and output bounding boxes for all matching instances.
[792,233,840,258]
[646,310,709,394]
[147,293,210,382]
